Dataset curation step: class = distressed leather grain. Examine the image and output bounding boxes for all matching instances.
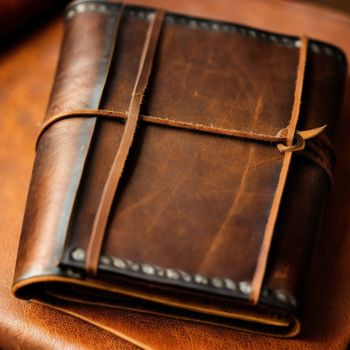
[11,0,347,340]
[1,0,350,348]
[0,18,137,350]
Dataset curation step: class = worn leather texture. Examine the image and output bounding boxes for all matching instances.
[0,17,137,350]
[1,0,350,348]
[11,0,347,339]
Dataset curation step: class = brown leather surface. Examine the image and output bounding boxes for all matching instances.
[1,0,350,348]
[13,1,346,337]
[86,8,165,276]
[0,17,138,350]
[127,0,350,59]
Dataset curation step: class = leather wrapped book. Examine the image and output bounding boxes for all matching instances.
[12,0,347,337]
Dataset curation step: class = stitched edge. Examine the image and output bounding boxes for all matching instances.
[66,247,297,309]
[65,0,346,65]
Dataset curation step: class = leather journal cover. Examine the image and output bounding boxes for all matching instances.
[12,0,347,337]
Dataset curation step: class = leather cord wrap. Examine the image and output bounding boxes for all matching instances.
[250,36,309,304]
[37,114,334,182]
[85,9,165,275]
[37,109,288,147]
[37,21,330,297]
[38,30,333,286]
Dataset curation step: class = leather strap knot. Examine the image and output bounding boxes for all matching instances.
[277,125,327,153]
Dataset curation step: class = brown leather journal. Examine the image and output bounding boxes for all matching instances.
[12,0,347,337]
